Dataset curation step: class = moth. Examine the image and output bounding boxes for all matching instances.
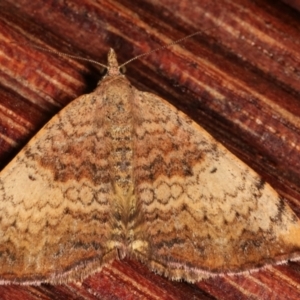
[0,41,300,284]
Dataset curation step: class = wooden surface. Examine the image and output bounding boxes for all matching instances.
[0,0,300,299]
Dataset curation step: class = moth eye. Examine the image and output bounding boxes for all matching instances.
[100,67,107,76]
[120,66,126,74]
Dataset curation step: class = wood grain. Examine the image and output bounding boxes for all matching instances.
[0,0,300,299]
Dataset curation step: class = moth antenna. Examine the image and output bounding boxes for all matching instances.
[29,31,202,71]
[29,44,108,68]
[119,30,202,68]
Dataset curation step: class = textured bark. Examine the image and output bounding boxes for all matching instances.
[0,0,300,299]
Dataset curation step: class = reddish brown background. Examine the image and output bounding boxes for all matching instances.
[0,0,300,299]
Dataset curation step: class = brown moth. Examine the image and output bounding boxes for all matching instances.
[0,48,300,284]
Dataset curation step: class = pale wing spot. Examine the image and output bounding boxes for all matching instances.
[79,185,94,204]
[138,188,154,204]
[170,183,183,199]
[66,187,78,202]
[155,182,172,204]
